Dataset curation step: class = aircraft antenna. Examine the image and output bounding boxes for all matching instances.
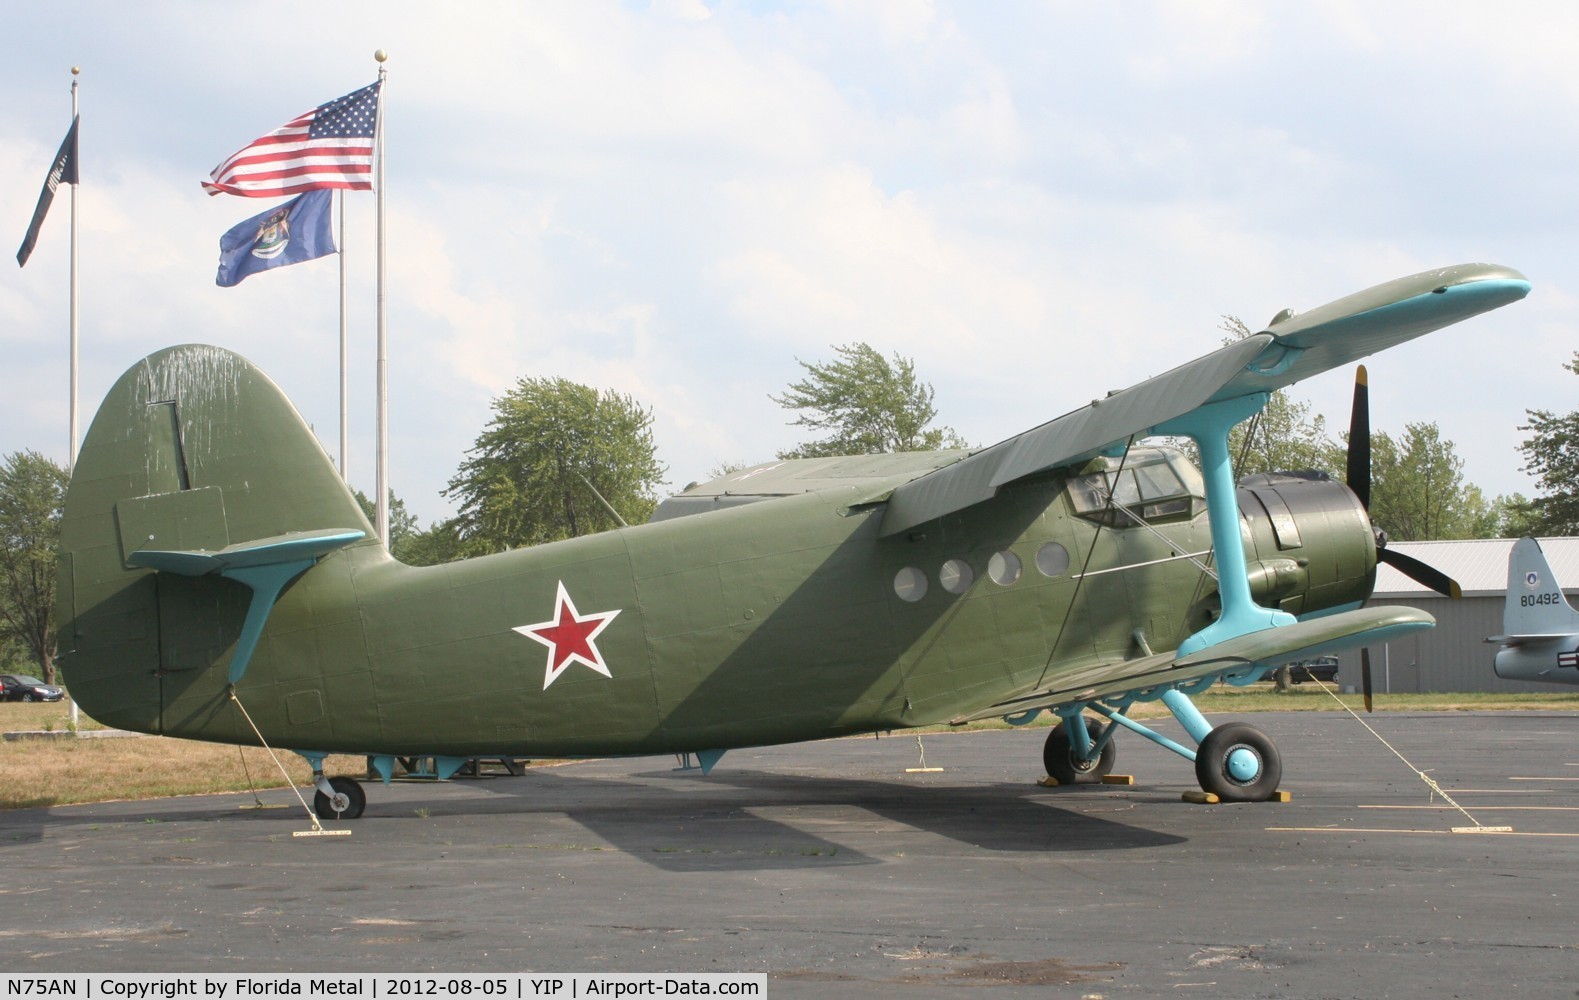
[578,472,630,528]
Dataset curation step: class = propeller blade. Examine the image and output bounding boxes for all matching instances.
[1361,647,1374,713]
[1346,365,1371,510]
[1378,547,1463,599]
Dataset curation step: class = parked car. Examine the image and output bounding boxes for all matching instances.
[0,674,64,702]
[1286,657,1339,684]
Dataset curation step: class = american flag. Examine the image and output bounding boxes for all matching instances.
[203,82,381,197]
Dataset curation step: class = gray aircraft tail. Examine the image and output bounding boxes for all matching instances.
[1499,537,1579,638]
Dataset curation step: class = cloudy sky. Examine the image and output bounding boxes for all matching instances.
[2,1,1573,526]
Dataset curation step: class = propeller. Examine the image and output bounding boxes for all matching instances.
[1344,364,1462,598]
[1344,364,1462,710]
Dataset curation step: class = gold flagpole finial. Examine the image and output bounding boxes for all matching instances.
[374,49,388,63]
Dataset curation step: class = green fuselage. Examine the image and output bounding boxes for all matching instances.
[169,475,1213,756]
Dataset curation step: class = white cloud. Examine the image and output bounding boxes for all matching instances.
[2,0,1573,519]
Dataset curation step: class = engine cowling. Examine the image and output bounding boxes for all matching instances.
[1237,471,1378,618]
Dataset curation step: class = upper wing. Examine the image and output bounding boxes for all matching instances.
[949,604,1433,724]
[882,263,1530,537]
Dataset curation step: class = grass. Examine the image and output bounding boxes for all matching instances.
[0,702,363,811]
[4,688,1579,812]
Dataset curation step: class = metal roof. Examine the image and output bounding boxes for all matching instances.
[1373,537,1579,597]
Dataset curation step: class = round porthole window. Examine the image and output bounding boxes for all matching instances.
[987,550,1022,586]
[1036,541,1070,578]
[939,558,974,594]
[894,566,928,602]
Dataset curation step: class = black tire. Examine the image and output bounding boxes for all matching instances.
[1194,723,1282,802]
[313,775,367,820]
[1043,717,1116,784]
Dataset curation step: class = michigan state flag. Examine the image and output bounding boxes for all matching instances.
[16,116,79,267]
[216,189,336,287]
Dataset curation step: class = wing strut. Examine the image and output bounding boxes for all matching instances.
[1154,393,1295,656]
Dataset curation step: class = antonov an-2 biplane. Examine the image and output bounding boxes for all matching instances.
[56,263,1529,820]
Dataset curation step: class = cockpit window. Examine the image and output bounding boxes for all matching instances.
[1067,447,1204,527]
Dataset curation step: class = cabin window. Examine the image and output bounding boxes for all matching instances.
[1036,542,1070,578]
[939,558,974,594]
[988,550,1022,586]
[894,566,928,602]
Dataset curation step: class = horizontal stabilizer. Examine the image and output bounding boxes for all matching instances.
[952,605,1434,724]
[126,528,367,576]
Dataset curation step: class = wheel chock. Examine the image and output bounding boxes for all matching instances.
[1037,775,1133,787]
[1182,789,1292,804]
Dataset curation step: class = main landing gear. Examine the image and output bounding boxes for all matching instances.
[1042,717,1116,785]
[1032,685,1283,803]
[1193,721,1281,801]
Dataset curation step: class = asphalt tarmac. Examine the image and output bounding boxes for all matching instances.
[2,711,1576,998]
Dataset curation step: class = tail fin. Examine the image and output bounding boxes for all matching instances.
[57,345,379,736]
[1500,537,1579,638]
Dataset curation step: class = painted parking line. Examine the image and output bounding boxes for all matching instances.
[1359,804,1579,812]
[1267,826,1579,837]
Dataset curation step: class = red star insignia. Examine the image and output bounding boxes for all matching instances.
[514,581,621,690]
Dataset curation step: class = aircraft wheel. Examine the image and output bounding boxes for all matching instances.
[1043,717,1115,785]
[1194,723,1281,802]
[313,775,367,820]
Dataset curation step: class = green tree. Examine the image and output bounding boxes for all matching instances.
[1368,422,1495,541]
[1517,353,1579,535]
[398,517,472,567]
[772,342,968,459]
[353,489,420,562]
[444,377,666,551]
[0,451,69,683]
[1230,392,1342,479]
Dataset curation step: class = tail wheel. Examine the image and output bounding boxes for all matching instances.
[1043,717,1116,785]
[1194,723,1282,802]
[313,775,367,820]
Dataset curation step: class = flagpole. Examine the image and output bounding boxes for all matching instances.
[374,49,389,547]
[68,66,79,729]
[338,189,348,482]
[68,66,79,472]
